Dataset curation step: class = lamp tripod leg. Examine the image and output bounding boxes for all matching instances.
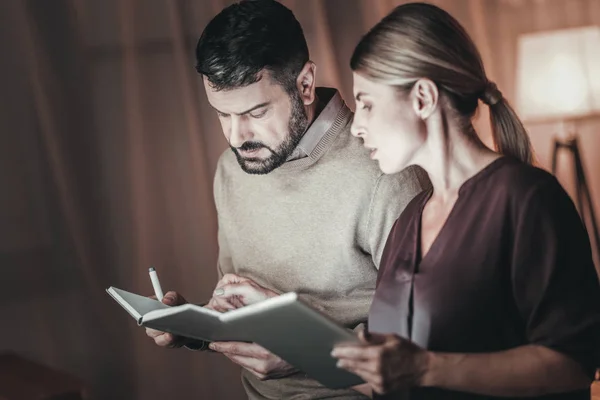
[572,139,600,254]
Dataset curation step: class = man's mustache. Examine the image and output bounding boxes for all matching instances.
[232,141,280,158]
[237,141,268,152]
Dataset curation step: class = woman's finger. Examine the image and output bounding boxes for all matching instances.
[332,344,381,361]
[362,330,388,345]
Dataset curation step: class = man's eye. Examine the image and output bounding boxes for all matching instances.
[250,110,268,119]
[217,112,229,118]
[362,104,372,111]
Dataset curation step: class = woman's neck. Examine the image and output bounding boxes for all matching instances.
[414,113,500,201]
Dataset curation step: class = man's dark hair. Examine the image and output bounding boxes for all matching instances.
[195,0,309,93]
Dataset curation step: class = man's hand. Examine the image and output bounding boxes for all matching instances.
[209,341,297,380]
[145,291,189,348]
[206,275,291,378]
[208,273,279,312]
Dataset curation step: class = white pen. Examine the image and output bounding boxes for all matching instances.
[148,266,164,300]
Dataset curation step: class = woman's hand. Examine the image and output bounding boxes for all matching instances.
[335,332,592,397]
[332,330,431,394]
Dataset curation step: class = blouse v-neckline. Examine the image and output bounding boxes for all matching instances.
[414,157,509,267]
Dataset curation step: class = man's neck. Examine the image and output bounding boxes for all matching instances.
[305,93,325,130]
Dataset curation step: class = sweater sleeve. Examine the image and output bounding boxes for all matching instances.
[366,165,430,269]
[213,157,234,280]
[511,175,600,377]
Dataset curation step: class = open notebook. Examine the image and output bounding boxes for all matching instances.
[106,286,363,389]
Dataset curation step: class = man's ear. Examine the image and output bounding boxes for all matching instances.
[296,61,317,106]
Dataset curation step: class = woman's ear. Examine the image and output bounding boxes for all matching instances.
[296,61,317,106]
[411,78,438,120]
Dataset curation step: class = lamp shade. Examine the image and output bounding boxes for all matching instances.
[515,26,600,123]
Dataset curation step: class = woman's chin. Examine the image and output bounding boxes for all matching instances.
[377,159,406,175]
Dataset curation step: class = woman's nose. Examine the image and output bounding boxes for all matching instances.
[350,118,364,138]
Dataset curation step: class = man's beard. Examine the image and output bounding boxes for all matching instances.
[230,92,309,175]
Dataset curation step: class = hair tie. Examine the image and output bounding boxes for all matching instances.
[482,81,502,106]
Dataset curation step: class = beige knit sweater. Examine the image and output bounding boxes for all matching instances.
[213,102,430,399]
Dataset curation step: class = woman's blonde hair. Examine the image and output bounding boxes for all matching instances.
[351,2,532,164]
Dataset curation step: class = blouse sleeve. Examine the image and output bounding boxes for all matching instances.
[511,175,600,377]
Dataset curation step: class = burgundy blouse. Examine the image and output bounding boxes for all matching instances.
[370,157,600,400]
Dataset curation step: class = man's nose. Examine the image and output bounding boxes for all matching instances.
[229,116,253,148]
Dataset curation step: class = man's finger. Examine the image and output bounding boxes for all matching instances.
[213,282,255,299]
[209,341,269,358]
[211,290,247,309]
[216,273,248,288]
[208,296,237,312]
[145,328,164,338]
[162,291,186,306]
[223,353,271,376]
[155,332,176,347]
[251,371,268,381]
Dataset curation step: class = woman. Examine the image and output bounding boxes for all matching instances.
[331,2,600,399]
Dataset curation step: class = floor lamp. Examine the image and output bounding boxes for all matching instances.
[515,26,600,260]
[550,136,600,254]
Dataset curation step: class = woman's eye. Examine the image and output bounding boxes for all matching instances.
[362,104,372,111]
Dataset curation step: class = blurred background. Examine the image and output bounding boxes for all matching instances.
[1,0,599,399]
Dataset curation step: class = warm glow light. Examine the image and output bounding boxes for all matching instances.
[516,26,600,122]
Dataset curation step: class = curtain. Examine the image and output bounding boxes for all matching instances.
[1,1,599,399]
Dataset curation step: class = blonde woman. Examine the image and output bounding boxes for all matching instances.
[332,3,600,399]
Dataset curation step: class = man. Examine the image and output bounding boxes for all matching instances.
[146,1,429,398]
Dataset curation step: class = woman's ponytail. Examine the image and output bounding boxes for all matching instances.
[482,82,533,165]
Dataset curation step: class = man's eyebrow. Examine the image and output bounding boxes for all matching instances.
[238,102,271,115]
[210,101,271,116]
